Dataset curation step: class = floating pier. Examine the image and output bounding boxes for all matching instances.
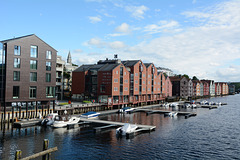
[80,118,156,132]
[13,119,42,128]
[200,105,218,109]
[134,108,197,118]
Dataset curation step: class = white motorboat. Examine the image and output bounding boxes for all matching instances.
[171,112,178,117]
[164,112,173,116]
[118,107,134,113]
[191,104,197,108]
[80,111,100,119]
[116,123,138,136]
[170,103,178,108]
[41,113,58,126]
[164,112,178,117]
[52,115,80,128]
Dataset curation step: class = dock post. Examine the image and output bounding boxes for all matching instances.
[43,139,50,160]
[15,150,22,160]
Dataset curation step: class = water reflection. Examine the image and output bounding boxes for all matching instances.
[1,95,240,159]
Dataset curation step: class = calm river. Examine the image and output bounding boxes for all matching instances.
[1,94,240,160]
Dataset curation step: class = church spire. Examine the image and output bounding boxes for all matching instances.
[67,51,72,64]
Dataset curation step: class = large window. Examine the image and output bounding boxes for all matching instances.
[46,51,52,59]
[13,71,20,81]
[30,72,37,82]
[14,45,21,56]
[30,60,37,70]
[46,62,51,71]
[46,86,55,98]
[46,73,51,82]
[13,86,19,99]
[30,45,38,58]
[14,58,20,68]
[29,86,37,98]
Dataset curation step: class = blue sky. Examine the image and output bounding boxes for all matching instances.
[1,0,240,82]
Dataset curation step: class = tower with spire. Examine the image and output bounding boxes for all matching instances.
[67,51,72,64]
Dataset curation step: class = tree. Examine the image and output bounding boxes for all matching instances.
[182,74,190,79]
[192,76,199,81]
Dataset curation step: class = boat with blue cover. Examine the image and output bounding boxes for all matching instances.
[80,111,100,119]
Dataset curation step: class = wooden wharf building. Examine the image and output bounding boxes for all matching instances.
[72,59,170,109]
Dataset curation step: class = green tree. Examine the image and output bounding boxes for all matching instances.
[192,76,199,80]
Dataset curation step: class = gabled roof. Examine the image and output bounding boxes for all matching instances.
[98,63,120,71]
[1,34,57,52]
[0,34,35,43]
[144,63,152,68]
[73,65,94,72]
[122,60,139,67]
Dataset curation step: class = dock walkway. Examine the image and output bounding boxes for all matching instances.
[80,118,156,131]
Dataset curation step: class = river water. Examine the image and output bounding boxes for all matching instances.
[1,94,240,160]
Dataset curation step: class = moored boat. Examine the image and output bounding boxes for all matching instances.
[52,115,80,128]
[116,123,138,136]
[118,107,134,113]
[41,113,58,126]
[80,111,100,119]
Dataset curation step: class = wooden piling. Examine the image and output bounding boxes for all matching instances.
[15,150,22,160]
[43,139,49,160]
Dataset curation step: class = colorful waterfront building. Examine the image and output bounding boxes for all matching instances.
[201,80,215,96]
[164,74,172,97]
[170,76,192,98]
[72,59,166,108]
[192,80,201,97]
[201,80,210,96]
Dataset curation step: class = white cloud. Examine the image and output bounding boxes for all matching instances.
[73,49,83,53]
[125,5,149,19]
[115,23,131,33]
[144,20,180,34]
[108,23,132,37]
[88,16,102,23]
[87,38,105,48]
[109,41,126,49]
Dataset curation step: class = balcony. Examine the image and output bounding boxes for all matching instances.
[56,67,63,71]
[56,82,62,86]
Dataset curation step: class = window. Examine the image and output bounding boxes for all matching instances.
[124,79,128,83]
[143,81,145,84]
[14,58,20,68]
[100,85,105,93]
[116,71,118,74]
[46,73,51,82]
[30,60,37,70]
[46,86,55,98]
[143,74,145,77]
[13,86,19,98]
[135,88,138,91]
[135,73,138,76]
[114,79,118,83]
[143,88,145,91]
[30,46,38,58]
[114,87,118,91]
[13,71,20,81]
[29,86,37,98]
[124,87,128,91]
[14,45,21,55]
[46,62,51,71]
[30,72,37,82]
[46,51,52,59]
[135,80,138,84]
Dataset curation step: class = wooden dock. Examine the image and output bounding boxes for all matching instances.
[134,108,197,117]
[200,105,218,109]
[80,118,156,131]
[13,119,42,128]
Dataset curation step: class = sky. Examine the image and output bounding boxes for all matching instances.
[1,0,240,82]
